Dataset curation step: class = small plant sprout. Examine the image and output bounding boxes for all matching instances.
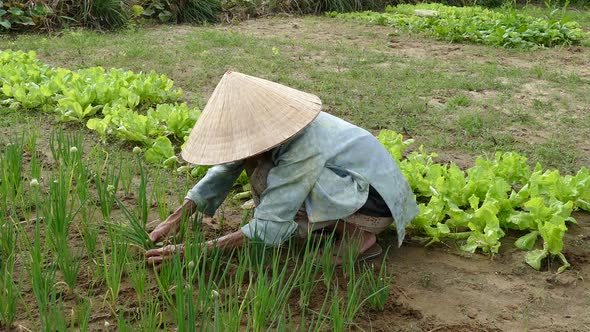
[363,259,392,311]
[1,139,25,216]
[330,287,344,332]
[138,298,163,331]
[297,236,322,309]
[212,289,221,332]
[0,253,21,328]
[76,298,92,332]
[118,158,134,195]
[128,261,147,304]
[137,157,149,226]
[26,217,58,330]
[79,219,98,259]
[94,158,121,220]
[344,268,368,324]
[57,245,81,292]
[49,129,83,168]
[320,237,337,289]
[102,231,128,308]
[341,242,360,279]
[151,169,169,221]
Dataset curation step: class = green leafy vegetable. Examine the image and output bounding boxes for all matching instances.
[329,4,587,48]
[144,136,175,165]
[379,129,589,272]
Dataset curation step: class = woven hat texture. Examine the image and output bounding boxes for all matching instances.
[181,71,322,165]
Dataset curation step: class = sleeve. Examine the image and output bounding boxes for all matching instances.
[241,143,324,246]
[185,160,245,215]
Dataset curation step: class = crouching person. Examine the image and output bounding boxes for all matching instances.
[146,71,418,266]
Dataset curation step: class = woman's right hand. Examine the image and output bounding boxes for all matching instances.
[148,199,197,243]
[148,219,181,243]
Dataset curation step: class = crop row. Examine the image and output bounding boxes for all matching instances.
[0,50,200,166]
[329,3,587,48]
[378,130,589,272]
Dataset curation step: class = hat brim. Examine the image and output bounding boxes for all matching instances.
[181,71,322,165]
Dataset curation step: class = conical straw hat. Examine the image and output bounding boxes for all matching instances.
[181,71,322,165]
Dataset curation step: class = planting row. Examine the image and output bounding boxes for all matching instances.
[0,50,200,166]
[329,3,587,48]
[378,130,590,272]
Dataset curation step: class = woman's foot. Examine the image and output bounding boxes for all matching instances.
[326,221,378,265]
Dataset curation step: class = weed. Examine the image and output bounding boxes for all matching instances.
[458,112,486,136]
[111,196,154,249]
[448,94,472,108]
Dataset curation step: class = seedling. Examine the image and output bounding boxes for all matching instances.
[75,298,92,332]
[0,253,21,328]
[363,258,392,311]
[110,196,154,250]
[102,230,128,308]
[94,157,121,220]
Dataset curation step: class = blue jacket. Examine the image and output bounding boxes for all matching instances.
[187,112,419,246]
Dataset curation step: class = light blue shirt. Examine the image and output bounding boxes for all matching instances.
[186,112,419,246]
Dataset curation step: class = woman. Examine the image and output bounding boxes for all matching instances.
[146,71,418,265]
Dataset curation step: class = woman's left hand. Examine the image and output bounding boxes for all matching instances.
[145,243,185,266]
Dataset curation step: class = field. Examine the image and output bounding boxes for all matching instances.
[1,9,590,332]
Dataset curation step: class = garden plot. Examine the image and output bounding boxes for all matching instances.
[1,14,589,332]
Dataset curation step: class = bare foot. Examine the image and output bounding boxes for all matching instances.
[323,222,377,265]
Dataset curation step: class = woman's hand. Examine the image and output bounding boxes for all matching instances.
[145,230,246,266]
[149,219,181,243]
[145,244,185,266]
[148,199,197,243]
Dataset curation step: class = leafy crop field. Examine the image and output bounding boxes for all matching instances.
[329,4,588,48]
[1,7,590,332]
